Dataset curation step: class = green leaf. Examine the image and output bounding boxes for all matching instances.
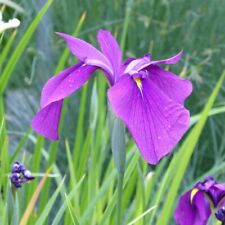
[0,30,17,67]
[64,194,80,225]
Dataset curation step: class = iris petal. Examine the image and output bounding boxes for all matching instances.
[32,63,96,140]
[32,100,63,140]
[174,191,211,225]
[56,32,114,82]
[108,74,190,164]
[41,63,96,108]
[97,29,122,81]
[124,51,183,74]
[124,54,151,75]
[148,65,192,104]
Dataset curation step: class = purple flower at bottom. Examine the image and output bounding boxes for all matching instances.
[216,207,225,223]
[32,29,192,165]
[174,177,225,225]
[10,161,34,188]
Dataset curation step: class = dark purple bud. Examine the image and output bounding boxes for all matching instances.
[215,207,225,222]
[10,173,22,188]
[10,161,34,188]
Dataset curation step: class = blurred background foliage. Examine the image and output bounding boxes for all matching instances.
[1,0,225,224]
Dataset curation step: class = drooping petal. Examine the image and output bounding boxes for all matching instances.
[97,29,122,80]
[108,75,190,164]
[174,190,211,225]
[151,50,183,65]
[148,65,192,104]
[41,63,96,108]
[32,63,96,140]
[32,100,63,140]
[56,32,114,82]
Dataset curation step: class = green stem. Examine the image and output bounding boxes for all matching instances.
[117,172,124,225]
[120,0,133,53]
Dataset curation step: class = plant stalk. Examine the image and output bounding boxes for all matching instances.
[117,172,124,225]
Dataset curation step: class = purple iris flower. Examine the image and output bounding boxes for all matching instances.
[174,177,225,225]
[32,29,192,165]
[10,161,34,188]
[216,206,225,223]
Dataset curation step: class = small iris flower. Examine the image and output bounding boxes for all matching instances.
[10,161,34,188]
[174,176,225,225]
[32,29,192,165]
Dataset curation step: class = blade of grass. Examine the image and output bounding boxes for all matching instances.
[35,177,65,225]
[190,106,225,126]
[120,0,134,52]
[127,205,157,225]
[10,128,32,164]
[52,175,85,225]
[73,82,89,168]
[0,30,17,67]
[65,194,80,225]
[65,139,81,218]
[98,150,139,225]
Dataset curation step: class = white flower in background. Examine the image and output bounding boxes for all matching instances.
[0,11,20,33]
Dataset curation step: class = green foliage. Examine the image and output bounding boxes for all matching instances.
[0,0,225,225]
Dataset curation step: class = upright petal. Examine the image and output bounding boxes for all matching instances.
[205,183,225,207]
[148,65,192,104]
[108,75,190,164]
[195,177,225,207]
[151,50,183,65]
[41,64,96,108]
[56,32,113,81]
[97,29,122,80]
[174,191,211,225]
[32,100,63,140]
[124,51,183,74]
[124,54,151,75]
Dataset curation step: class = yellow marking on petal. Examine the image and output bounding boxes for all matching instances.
[134,78,142,90]
[190,188,199,204]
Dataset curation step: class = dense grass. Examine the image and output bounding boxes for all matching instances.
[1,0,225,224]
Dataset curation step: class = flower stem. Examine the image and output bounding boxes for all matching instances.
[110,112,126,224]
[117,172,124,225]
